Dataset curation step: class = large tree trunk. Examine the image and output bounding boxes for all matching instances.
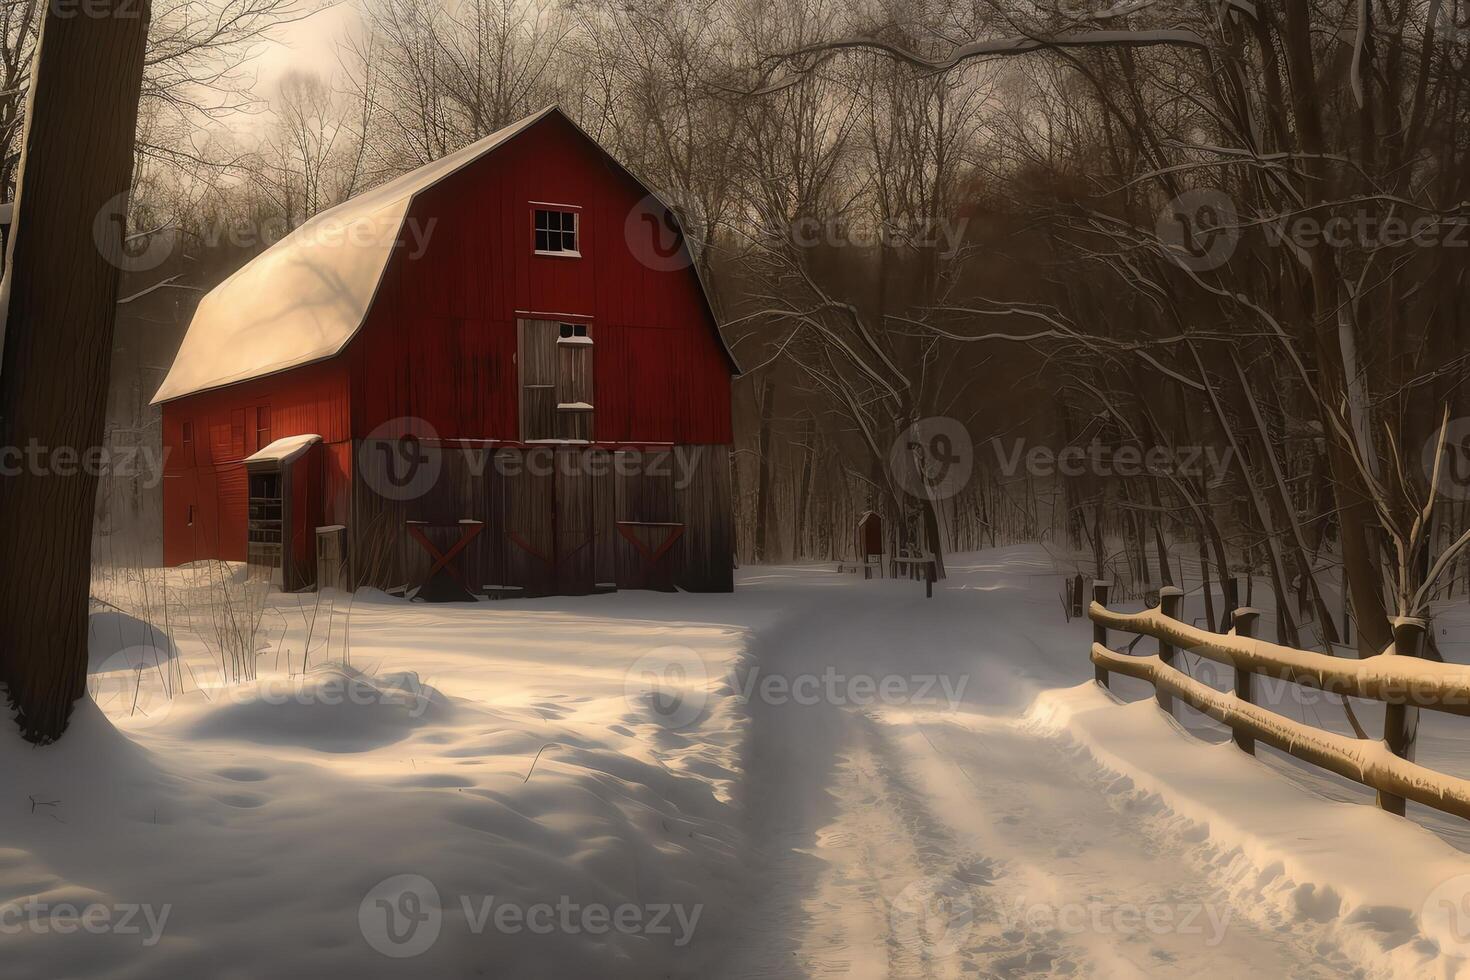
[0,3,150,742]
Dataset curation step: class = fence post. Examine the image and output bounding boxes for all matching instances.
[1156,586,1184,716]
[1377,616,1427,816]
[1092,580,1111,688]
[1221,574,1244,632]
[1231,608,1261,754]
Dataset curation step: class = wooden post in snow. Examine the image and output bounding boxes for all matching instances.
[1221,574,1245,632]
[1093,581,1111,688]
[1231,608,1261,754]
[1156,586,1184,716]
[1378,617,1427,816]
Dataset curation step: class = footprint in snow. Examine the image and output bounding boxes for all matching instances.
[215,766,269,782]
[214,792,268,809]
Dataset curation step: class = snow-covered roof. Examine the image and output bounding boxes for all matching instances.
[154,104,738,405]
[244,433,321,466]
[152,107,559,404]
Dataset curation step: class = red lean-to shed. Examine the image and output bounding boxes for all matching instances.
[153,106,738,596]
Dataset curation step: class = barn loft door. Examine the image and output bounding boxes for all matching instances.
[556,329,593,441]
[518,318,594,442]
[518,319,558,441]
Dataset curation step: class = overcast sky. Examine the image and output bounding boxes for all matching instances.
[252,2,361,99]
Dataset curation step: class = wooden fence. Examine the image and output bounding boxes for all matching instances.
[1087,581,1470,821]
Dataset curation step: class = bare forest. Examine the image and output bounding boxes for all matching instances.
[37,0,1470,660]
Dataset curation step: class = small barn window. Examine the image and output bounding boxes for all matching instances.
[534,208,579,255]
[558,322,589,340]
[181,421,194,464]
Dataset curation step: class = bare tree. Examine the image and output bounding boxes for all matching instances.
[0,0,151,742]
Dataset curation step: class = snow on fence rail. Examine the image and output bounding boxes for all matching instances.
[1086,582,1470,821]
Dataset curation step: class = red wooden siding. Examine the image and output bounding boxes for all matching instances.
[350,112,733,444]
[162,359,351,566]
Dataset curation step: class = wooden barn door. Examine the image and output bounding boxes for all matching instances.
[614,451,680,591]
[517,320,558,441]
[501,448,556,595]
[554,449,600,595]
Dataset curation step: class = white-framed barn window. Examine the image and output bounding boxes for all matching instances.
[533,208,579,256]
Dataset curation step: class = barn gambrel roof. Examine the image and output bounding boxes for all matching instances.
[152,106,735,404]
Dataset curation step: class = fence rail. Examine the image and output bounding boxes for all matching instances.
[1087,582,1470,821]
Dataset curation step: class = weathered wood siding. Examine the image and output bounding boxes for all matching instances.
[351,444,731,594]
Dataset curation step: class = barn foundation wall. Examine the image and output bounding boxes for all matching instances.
[350,443,733,596]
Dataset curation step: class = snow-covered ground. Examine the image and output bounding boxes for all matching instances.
[7,546,1470,977]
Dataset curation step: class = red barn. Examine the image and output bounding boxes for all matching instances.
[153,106,737,596]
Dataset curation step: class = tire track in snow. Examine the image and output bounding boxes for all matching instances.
[716,582,1355,978]
[894,714,1354,977]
